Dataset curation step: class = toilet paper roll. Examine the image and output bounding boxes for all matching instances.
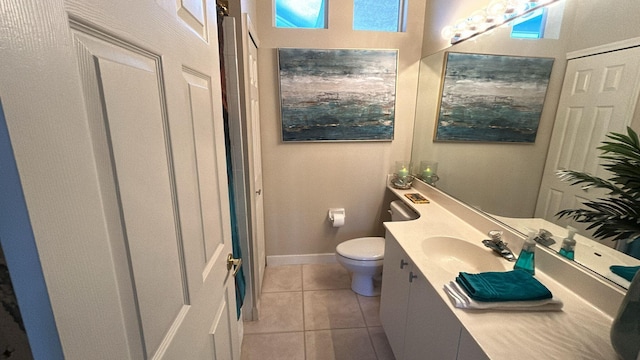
[332,213,345,227]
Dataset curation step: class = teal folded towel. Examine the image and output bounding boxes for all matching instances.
[456,270,553,302]
[610,265,640,282]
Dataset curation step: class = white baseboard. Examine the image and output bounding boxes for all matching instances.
[266,253,337,266]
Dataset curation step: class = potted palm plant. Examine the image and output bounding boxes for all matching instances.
[555,126,640,360]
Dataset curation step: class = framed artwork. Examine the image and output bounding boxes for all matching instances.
[434,52,554,143]
[278,48,398,142]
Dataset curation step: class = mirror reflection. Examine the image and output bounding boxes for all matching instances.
[411,0,640,289]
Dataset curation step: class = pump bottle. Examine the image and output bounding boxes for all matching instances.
[559,226,577,260]
[514,230,537,275]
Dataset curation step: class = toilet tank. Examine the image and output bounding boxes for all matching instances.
[389,200,418,221]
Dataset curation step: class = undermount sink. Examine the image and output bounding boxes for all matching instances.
[421,236,510,275]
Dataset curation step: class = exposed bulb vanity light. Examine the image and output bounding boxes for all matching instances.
[443,0,559,44]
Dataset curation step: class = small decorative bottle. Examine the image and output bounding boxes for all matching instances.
[559,226,577,260]
[514,231,537,275]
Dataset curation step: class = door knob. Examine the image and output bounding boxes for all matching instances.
[227,253,242,277]
[256,189,262,195]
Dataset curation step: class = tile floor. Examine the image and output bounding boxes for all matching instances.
[241,263,396,360]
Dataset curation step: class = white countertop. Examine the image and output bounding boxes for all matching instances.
[384,182,619,359]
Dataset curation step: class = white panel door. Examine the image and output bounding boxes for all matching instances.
[0,0,239,358]
[535,47,640,232]
[247,33,267,303]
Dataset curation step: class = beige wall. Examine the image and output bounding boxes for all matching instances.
[254,1,426,256]
[411,0,640,217]
[566,0,640,53]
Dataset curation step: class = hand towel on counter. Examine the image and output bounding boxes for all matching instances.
[610,265,640,282]
[456,269,553,302]
[444,281,563,311]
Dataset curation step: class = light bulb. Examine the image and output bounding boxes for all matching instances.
[507,0,529,15]
[487,0,508,17]
[441,26,455,40]
[469,10,487,24]
[467,10,487,30]
[453,18,468,32]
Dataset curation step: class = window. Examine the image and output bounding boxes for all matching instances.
[511,8,547,39]
[275,0,326,29]
[353,0,406,32]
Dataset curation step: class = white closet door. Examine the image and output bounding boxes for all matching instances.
[535,46,640,233]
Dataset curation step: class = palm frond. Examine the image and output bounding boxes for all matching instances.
[555,169,632,199]
[555,127,640,241]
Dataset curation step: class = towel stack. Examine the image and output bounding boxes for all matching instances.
[444,270,563,311]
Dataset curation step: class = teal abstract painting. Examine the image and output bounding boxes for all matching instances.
[278,48,397,142]
[435,52,554,143]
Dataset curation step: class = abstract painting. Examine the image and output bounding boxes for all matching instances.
[434,52,554,143]
[278,48,397,142]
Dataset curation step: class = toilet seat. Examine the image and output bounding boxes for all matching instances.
[336,237,384,261]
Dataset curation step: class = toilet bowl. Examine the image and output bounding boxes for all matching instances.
[336,237,385,296]
[335,200,417,296]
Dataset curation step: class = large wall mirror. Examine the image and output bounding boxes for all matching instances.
[411,0,640,289]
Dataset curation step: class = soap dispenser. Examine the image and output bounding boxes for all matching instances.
[514,230,537,275]
[559,226,577,260]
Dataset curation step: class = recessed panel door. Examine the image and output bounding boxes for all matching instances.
[536,47,640,234]
[1,0,239,358]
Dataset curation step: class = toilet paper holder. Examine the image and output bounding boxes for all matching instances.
[328,208,346,226]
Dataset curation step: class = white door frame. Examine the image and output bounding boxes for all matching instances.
[567,37,640,60]
[230,12,264,321]
[0,103,63,358]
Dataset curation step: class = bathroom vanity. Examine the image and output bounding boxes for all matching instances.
[380,179,623,359]
[381,234,487,360]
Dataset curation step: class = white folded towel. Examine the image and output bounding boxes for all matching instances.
[444,281,564,311]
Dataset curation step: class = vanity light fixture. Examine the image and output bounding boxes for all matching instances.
[441,0,559,44]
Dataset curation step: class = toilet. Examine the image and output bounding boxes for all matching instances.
[336,200,417,296]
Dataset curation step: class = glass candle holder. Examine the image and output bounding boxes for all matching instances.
[395,161,411,179]
[391,161,414,189]
[419,161,439,185]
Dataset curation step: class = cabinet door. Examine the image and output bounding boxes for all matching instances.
[404,271,462,360]
[380,234,412,360]
[457,328,489,360]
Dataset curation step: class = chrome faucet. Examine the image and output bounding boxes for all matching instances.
[533,229,556,246]
[482,230,516,262]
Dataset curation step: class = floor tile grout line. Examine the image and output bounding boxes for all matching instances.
[301,264,306,292]
[244,330,306,336]
[366,326,382,360]
[301,265,307,359]
[356,293,383,359]
[303,325,374,331]
[262,289,302,294]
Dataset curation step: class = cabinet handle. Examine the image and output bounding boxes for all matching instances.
[400,259,409,269]
[409,271,418,283]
